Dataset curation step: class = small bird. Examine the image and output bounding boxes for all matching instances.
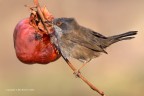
[51,17,137,73]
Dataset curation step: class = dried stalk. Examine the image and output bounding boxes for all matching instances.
[33,0,105,96]
[33,0,49,34]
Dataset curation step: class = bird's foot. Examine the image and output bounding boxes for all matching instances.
[73,70,81,78]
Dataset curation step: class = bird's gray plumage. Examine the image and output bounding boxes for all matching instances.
[51,18,137,63]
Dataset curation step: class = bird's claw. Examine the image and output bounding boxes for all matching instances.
[73,70,81,78]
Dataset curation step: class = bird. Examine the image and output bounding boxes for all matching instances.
[50,17,137,73]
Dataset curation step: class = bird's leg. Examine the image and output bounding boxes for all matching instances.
[73,63,87,78]
[78,63,87,73]
[62,56,105,96]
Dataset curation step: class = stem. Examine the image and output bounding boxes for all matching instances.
[63,57,105,96]
[33,0,49,34]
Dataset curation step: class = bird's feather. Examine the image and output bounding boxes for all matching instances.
[61,27,108,54]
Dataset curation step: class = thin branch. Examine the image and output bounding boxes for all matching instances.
[63,57,105,96]
[33,0,49,34]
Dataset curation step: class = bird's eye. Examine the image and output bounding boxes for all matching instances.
[56,21,62,26]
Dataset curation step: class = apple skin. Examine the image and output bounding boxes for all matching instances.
[13,18,60,64]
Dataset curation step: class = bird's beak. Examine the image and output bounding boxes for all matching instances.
[44,20,53,26]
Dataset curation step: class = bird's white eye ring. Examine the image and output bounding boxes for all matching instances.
[56,21,62,26]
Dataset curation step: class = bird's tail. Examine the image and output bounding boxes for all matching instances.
[107,31,137,46]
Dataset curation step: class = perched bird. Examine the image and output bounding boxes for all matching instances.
[51,17,137,72]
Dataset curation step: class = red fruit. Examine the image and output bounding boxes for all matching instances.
[14,18,60,64]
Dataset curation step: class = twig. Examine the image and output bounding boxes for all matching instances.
[33,0,105,96]
[33,0,49,34]
[63,57,105,96]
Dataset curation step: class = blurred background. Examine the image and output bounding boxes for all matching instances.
[0,0,144,96]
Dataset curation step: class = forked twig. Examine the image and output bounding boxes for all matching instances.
[33,0,105,96]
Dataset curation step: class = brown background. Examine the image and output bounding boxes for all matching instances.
[0,0,144,96]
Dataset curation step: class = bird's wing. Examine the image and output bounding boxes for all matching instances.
[90,30,107,39]
[61,29,108,54]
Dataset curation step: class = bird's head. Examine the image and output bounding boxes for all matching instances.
[53,18,78,31]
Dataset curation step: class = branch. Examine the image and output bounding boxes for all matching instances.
[63,57,105,96]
